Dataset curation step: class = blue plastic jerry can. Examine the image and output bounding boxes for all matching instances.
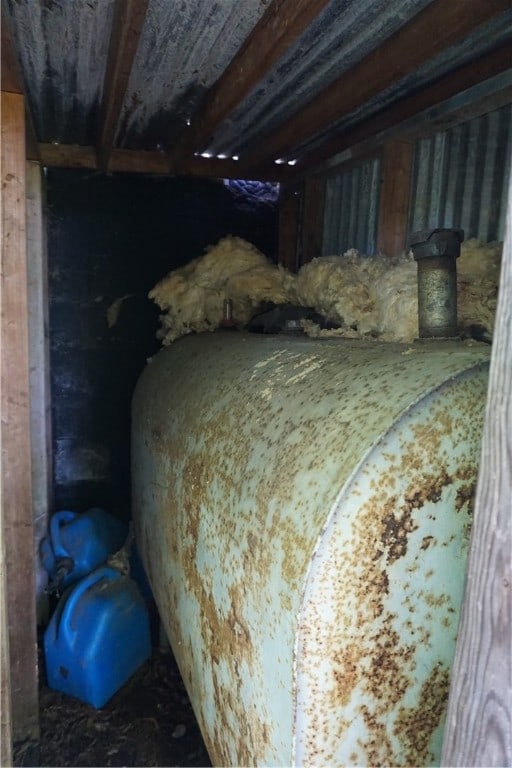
[44,566,151,708]
[40,508,127,590]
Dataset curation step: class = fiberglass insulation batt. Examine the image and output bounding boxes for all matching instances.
[149,236,501,345]
[149,236,294,344]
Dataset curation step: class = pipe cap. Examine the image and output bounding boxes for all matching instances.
[409,228,464,261]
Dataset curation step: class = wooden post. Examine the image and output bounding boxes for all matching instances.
[377,140,413,255]
[441,164,512,765]
[1,92,40,745]
[278,186,301,272]
[301,176,325,266]
[26,161,52,625]
[0,503,13,768]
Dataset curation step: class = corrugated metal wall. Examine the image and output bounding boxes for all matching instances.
[322,157,381,255]
[409,104,512,242]
[322,105,512,256]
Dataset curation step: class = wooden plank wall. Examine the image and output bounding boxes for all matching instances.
[441,160,512,767]
[1,92,40,745]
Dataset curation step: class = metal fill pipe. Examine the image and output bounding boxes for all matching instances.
[410,227,464,338]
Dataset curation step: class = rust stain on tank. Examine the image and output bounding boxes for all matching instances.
[380,496,418,564]
[394,662,451,765]
[455,481,476,512]
[357,705,395,766]
[132,335,490,767]
[366,624,415,708]
[332,643,365,707]
[296,371,487,765]
[421,535,435,550]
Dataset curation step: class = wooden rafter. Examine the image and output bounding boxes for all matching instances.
[97,0,150,170]
[239,0,511,173]
[293,43,512,178]
[167,0,331,171]
[1,4,39,160]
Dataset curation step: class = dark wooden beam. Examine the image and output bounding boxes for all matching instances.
[1,4,39,160]
[39,143,288,181]
[301,177,325,265]
[97,0,150,171]
[293,43,512,178]
[377,141,413,256]
[239,0,511,173]
[441,138,512,768]
[1,91,39,746]
[278,187,301,272]
[167,0,331,171]
[1,3,23,93]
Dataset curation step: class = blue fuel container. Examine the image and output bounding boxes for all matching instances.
[44,566,151,708]
[40,508,127,590]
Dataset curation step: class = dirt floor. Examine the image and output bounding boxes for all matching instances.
[14,648,212,768]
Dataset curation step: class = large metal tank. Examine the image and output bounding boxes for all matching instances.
[131,332,490,767]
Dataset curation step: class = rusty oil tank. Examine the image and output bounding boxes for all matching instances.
[131,332,490,767]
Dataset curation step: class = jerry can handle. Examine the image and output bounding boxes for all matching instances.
[51,510,78,558]
[60,566,120,646]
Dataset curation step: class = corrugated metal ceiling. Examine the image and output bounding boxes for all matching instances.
[3,0,512,176]
[116,0,269,151]
[285,11,512,161]
[5,0,115,145]
[205,0,434,157]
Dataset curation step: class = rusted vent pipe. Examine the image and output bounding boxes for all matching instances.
[409,227,464,338]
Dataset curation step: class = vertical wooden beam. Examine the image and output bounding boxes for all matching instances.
[0,498,13,768]
[1,92,39,744]
[26,161,52,625]
[377,140,413,255]
[278,187,301,272]
[441,161,512,767]
[301,176,325,266]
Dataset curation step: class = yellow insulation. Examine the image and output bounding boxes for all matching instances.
[149,236,501,345]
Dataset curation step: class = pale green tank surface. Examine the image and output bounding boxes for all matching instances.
[132,332,490,767]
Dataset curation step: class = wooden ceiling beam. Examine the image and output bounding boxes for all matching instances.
[1,3,23,93]
[39,143,288,182]
[239,0,511,173]
[96,0,150,171]
[292,43,512,179]
[167,0,331,171]
[1,4,39,160]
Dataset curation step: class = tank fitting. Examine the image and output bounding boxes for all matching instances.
[409,227,464,338]
[220,298,236,328]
